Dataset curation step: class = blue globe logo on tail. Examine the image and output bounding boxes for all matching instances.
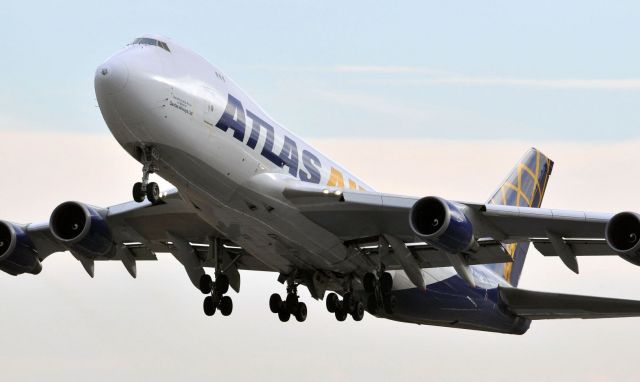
[486,148,554,286]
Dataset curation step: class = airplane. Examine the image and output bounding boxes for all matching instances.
[2,34,640,335]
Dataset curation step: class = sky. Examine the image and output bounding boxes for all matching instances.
[2,1,640,381]
[2,1,640,140]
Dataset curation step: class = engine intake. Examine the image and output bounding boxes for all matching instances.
[605,212,640,265]
[0,221,42,275]
[49,202,114,259]
[409,196,474,253]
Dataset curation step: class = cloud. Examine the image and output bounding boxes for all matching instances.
[311,89,434,124]
[381,76,640,90]
[250,64,640,90]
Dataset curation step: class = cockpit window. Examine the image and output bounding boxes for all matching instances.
[131,38,171,52]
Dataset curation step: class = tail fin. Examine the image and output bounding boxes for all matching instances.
[486,148,554,286]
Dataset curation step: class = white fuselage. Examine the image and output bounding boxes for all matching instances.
[94,37,378,277]
[94,37,517,333]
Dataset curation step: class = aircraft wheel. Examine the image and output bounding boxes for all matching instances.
[199,274,213,294]
[203,296,216,316]
[219,295,233,316]
[363,272,376,293]
[367,294,378,314]
[285,293,299,313]
[146,182,160,204]
[383,294,397,314]
[380,272,393,293]
[278,307,291,322]
[326,293,339,313]
[132,182,145,203]
[335,308,348,322]
[216,274,230,295]
[352,301,365,321]
[269,293,283,313]
[343,292,354,313]
[295,302,307,322]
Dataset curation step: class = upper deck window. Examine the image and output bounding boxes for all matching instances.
[131,38,170,52]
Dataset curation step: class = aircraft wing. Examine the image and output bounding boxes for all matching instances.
[6,189,270,288]
[499,287,640,319]
[283,184,622,272]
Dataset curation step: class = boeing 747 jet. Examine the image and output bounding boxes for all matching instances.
[3,35,640,334]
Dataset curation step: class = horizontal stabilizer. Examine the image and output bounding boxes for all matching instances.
[500,287,640,320]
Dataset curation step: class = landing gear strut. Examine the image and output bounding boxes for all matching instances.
[362,270,397,315]
[269,280,307,322]
[199,237,233,317]
[325,291,365,321]
[132,146,161,204]
[199,273,233,316]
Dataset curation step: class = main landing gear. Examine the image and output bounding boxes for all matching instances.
[132,146,161,204]
[199,273,233,317]
[325,291,365,321]
[362,271,397,315]
[269,282,307,322]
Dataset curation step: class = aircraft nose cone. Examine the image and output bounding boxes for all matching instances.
[95,57,129,95]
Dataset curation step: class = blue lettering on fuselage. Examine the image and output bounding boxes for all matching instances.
[216,94,322,184]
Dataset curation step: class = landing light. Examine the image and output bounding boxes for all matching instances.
[322,189,330,195]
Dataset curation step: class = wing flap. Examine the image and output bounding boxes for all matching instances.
[500,287,640,319]
[533,238,618,257]
[358,240,512,270]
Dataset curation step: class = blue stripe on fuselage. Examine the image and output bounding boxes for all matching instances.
[380,274,531,334]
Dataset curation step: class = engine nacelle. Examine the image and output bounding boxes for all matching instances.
[409,196,474,253]
[605,212,640,266]
[49,202,114,259]
[0,221,42,275]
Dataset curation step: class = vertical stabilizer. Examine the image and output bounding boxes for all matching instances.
[486,148,554,286]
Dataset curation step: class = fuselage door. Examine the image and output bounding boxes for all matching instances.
[201,86,220,128]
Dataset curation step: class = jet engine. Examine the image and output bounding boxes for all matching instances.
[605,212,640,265]
[409,196,474,253]
[0,221,42,275]
[49,202,114,259]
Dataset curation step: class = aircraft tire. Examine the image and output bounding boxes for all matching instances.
[367,294,378,314]
[278,307,291,322]
[352,301,365,321]
[216,274,230,295]
[269,293,282,313]
[383,294,397,314]
[146,182,160,204]
[220,296,233,316]
[326,293,339,313]
[380,272,393,293]
[295,302,307,322]
[285,293,299,313]
[203,296,216,316]
[363,272,376,293]
[132,182,145,203]
[199,274,213,294]
[335,308,348,322]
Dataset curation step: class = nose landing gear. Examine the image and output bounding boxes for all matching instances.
[132,146,161,204]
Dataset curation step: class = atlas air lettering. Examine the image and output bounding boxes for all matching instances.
[215,94,365,190]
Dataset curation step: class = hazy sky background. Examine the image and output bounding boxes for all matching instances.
[2,1,640,381]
